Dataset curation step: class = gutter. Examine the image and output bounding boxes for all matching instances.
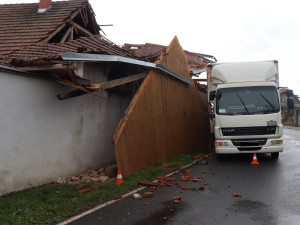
[61,52,193,85]
[0,64,39,76]
[0,64,54,81]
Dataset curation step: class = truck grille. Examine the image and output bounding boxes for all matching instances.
[231,139,267,151]
[222,126,276,136]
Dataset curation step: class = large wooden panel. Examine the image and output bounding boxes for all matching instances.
[113,37,210,175]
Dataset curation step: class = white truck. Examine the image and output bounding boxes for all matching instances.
[207,60,293,158]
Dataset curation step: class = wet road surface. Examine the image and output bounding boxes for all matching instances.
[66,128,300,225]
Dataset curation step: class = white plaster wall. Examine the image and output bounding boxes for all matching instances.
[0,64,131,195]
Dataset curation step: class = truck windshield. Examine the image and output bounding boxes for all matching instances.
[216,86,280,115]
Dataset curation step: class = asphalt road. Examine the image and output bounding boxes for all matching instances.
[66,128,300,225]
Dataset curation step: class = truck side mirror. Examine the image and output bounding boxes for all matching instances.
[287,97,294,110]
[208,102,215,117]
[286,89,294,97]
[209,91,216,101]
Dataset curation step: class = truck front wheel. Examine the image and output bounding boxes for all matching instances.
[271,152,279,159]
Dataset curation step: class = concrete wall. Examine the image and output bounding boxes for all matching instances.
[0,63,131,195]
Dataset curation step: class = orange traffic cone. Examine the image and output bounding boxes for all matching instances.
[115,169,124,184]
[251,153,259,165]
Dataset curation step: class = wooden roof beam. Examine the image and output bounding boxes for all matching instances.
[40,3,90,43]
[60,26,73,43]
[57,72,147,100]
[68,20,93,37]
[68,27,74,41]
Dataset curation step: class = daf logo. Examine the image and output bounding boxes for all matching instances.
[223,129,235,133]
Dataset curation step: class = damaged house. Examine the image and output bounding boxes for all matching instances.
[0,0,212,195]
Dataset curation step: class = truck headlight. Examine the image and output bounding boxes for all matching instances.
[216,141,229,146]
[271,140,283,145]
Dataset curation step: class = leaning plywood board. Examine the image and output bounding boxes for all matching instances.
[113,37,210,175]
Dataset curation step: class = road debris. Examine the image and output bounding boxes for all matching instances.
[199,185,205,190]
[144,192,154,198]
[182,186,190,190]
[232,193,242,197]
[174,196,181,200]
[139,180,157,187]
[113,194,123,200]
[194,153,209,159]
[196,160,208,165]
[133,193,142,199]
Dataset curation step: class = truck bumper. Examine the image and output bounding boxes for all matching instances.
[215,138,283,154]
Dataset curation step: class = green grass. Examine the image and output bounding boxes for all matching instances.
[0,153,199,225]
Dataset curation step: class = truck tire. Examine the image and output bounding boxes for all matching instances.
[271,152,279,159]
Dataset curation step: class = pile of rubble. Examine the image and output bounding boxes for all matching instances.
[55,164,118,185]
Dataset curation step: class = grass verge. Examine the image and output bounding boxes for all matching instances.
[0,153,199,225]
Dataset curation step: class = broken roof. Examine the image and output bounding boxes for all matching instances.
[122,43,215,72]
[0,0,131,66]
[6,35,132,66]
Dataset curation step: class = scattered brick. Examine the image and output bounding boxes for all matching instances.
[182,186,190,190]
[174,196,181,200]
[199,185,205,190]
[151,186,157,192]
[232,193,242,197]
[144,192,154,198]
[180,176,189,181]
[160,183,166,187]
[113,194,123,200]
[139,180,157,186]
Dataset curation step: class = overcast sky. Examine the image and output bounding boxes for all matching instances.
[2,0,300,95]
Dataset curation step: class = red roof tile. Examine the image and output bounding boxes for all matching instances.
[4,35,132,66]
[122,43,213,71]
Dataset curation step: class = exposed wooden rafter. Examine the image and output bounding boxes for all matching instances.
[68,27,74,41]
[57,72,147,100]
[68,20,93,37]
[40,2,96,43]
[90,73,147,90]
[60,26,73,43]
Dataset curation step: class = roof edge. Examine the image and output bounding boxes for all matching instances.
[62,52,192,85]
